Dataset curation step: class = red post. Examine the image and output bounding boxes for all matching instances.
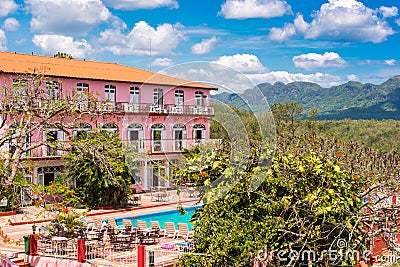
[77,239,85,263]
[137,245,145,267]
[392,194,397,205]
[29,234,38,256]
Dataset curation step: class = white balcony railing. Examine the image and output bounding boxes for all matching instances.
[10,139,221,159]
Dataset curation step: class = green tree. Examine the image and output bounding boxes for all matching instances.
[270,100,304,137]
[53,52,73,59]
[178,139,366,266]
[64,131,132,208]
[177,133,400,266]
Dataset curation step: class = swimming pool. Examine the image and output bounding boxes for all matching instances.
[114,206,201,231]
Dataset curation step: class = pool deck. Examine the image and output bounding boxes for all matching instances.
[0,190,200,254]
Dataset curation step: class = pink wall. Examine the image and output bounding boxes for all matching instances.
[0,73,213,145]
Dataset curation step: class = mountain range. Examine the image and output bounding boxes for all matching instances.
[211,75,400,120]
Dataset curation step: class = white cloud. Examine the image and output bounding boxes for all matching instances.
[292,52,346,70]
[271,0,395,43]
[268,23,296,42]
[191,36,217,55]
[99,21,186,56]
[25,0,111,36]
[218,0,292,19]
[293,14,309,33]
[384,59,396,66]
[246,71,342,88]
[304,0,395,43]
[347,74,359,81]
[0,0,18,17]
[379,6,398,18]
[0,30,7,50]
[3,18,19,31]
[32,34,93,58]
[102,0,178,10]
[160,62,342,93]
[396,18,400,26]
[151,57,174,67]
[212,54,267,73]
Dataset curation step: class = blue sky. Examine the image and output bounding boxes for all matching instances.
[1,0,399,91]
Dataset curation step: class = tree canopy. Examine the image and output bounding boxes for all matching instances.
[63,131,132,208]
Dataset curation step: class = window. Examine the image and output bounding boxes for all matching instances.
[151,123,166,152]
[153,88,163,107]
[76,83,89,109]
[46,81,60,102]
[102,123,118,134]
[104,85,116,102]
[73,122,92,139]
[130,87,140,104]
[76,83,89,94]
[193,124,206,140]
[173,124,187,151]
[175,90,184,106]
[44,129,64,156]
[195,91,204,106]
[127,123,143,141]
[12,79,27,98]
[127,123,144,152]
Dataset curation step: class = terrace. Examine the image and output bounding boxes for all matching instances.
[17,139,220,158]
[0,191,205,267]
[36,100,215,116]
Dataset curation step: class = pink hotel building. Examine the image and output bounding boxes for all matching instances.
[0,51,218,190]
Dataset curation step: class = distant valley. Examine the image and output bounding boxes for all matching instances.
[211,75,400,120]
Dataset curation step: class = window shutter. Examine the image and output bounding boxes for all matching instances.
[201,129,206,139]
[182,130,187,149]
[161,130,167,151]
[139,130,144,151]
[42,131,47,156]
[38,174,44,186]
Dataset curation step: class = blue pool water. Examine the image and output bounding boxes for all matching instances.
[114,206,201,230]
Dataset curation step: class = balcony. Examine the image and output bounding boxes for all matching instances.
[71,101,214,116]
[14,139,220,159]
[122,138,221,154]
[35,100,215,116]
[119,103,214,116]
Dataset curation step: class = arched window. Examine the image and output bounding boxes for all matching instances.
[173,124,187,151]
[127,123,143,141]
[73,122,92,139]
[102,122,118,133]
[193,124,206,140]
[151,123,166,152]
[127,123,144,151]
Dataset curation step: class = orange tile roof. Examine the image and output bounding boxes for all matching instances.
[0,51,218,90]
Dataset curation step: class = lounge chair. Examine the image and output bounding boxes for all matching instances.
[93,217,106,231]
[137,220,150,231]
[122,219,133,233]
[164,222,179,239]
[150,221,166,236]
[107,218,124,231]
[177,223,194,240]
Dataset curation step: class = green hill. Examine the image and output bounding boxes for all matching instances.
[211,75,400,119]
